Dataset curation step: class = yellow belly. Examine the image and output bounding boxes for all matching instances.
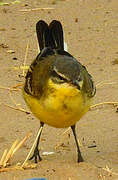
[23,81,92,128]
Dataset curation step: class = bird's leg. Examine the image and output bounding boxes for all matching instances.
[71,124,84,163]
[29,122,44,163]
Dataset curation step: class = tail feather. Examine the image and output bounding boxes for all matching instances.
[49,20,64,50]
[36,20,50,51]
[36,20,64,51]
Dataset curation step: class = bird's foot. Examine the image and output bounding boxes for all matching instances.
[77,154,84,163]
[29,147,42,163]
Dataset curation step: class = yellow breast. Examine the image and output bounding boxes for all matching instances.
[23,79,92,128]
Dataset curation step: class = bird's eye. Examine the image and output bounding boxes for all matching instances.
[51,70,66,83]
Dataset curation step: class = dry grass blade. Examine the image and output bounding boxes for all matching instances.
[0,82,23,92]
[13,65,29,71]
[0,149,8,167]
[9,90,21,106]
[55,127,82,149]
[3,140,18,167]
[96,81,117,88]
[68,178,72,180]
[0,83,23,91]
[55,128,70,149]
[0,85,18,91]
[0,132,32,168]
[12,83,23,89]
[0,83,29,114]
[12,132,32,155]
[20,7,54,12]
[21,162,37,169]
[23,41,29,76]
[22,127,43,167]
[2,103,30,114]
[0,163,37,172]
[0,166,23,172]
[103,165,118,176]
[0,2,9,6]
[61,127,71,136]
[91,102,118,109]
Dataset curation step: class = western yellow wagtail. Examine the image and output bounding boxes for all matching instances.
[23,20,96,163]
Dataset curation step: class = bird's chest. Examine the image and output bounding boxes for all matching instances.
[23,84,92,128]
[43,86,84,113]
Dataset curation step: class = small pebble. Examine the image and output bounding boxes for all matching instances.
[116,107,118,113]
[12,57,17,60]
[75,18,78,22]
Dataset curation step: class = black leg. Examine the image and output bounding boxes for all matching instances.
[29,122,44,163]
[71,124,84,163]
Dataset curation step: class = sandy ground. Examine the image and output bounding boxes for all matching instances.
[0,0,118,179]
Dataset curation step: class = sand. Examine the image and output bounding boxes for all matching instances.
[0,0,118,179]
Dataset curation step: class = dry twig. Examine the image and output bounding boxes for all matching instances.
[20,7,54,12]
[2,103,30,114]
[91,102,118,109]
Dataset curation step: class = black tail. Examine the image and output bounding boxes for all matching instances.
[36,20,50,51]
[49,20,64,50]
[36,20,64,51]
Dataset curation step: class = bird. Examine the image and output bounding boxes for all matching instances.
[23,20,96,163]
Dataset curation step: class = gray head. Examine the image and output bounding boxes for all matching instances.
[51,56,83,90]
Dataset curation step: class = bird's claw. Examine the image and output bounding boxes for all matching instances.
[29,147,42,163]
